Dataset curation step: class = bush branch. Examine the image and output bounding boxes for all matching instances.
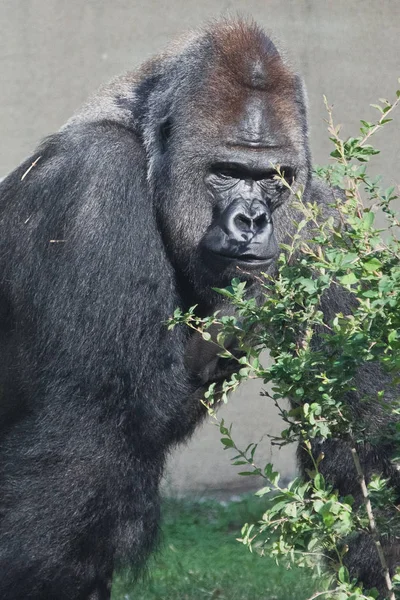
[350,447,395,600]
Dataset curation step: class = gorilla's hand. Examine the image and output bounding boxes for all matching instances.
[184,305,241,388]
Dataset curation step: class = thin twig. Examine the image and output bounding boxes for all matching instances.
[360,96,400,146]
[21,155,42,181]
[350,446,396,600]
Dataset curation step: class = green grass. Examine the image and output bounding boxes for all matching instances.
[111,496,315,600]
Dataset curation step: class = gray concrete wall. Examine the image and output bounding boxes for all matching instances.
[1,1,399,494]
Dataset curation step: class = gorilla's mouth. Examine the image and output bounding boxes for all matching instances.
[208,249,275,267]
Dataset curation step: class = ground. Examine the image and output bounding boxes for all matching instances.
[112,496,315,600]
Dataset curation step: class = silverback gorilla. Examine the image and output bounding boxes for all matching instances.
[0,19,396,600]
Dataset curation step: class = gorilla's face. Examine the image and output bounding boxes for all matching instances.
[153,76,309,307]
[200,155,294,271]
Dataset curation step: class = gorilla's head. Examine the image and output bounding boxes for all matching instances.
[136,20,311,307]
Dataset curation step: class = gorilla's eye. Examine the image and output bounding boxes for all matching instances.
[219,167,240,179]
[213,164,246,180]
[159,118,172,152]
[260,167,295,192]
[277,167,295,186]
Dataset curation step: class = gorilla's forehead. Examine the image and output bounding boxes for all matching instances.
[186,28,303,145]
[189,83,303,151]
[225,93,292,146]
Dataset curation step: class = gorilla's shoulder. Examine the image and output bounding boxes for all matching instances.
[48,120,141,159]
[0,120,143,190]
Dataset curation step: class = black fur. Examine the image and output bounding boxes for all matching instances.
[0,20,310,598]
[0,122,199,599]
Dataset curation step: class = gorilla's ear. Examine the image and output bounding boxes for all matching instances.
[136,68,176,180]
[146,108,173,181]
[159,116,173,154]
[294,74,309,140]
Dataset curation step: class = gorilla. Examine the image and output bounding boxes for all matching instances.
[0,18,395,600]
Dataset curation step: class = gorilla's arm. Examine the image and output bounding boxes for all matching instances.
[0,120,210,447]
[0,119,213,600]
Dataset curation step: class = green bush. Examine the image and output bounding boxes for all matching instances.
[170,84,400,600]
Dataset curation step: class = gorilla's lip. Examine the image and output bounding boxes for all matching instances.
[208,250,274,267]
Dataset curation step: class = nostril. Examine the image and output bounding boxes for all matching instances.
[234,214,252,231]
[254,213,268,229]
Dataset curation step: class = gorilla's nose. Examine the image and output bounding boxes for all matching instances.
[224,200,271,242]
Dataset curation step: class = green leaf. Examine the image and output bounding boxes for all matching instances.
[363,211,375,227]
[371,103,384,113]
[220,438,234,448]
[338,565,350,584]
[212,287,234,298]
[255,486,271,497]
[313,499,324,513]
[363,258,382,272]
[361,289,379,298]
[284,503,297,518]
[339,272,358,286]
[314,473,325,491]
